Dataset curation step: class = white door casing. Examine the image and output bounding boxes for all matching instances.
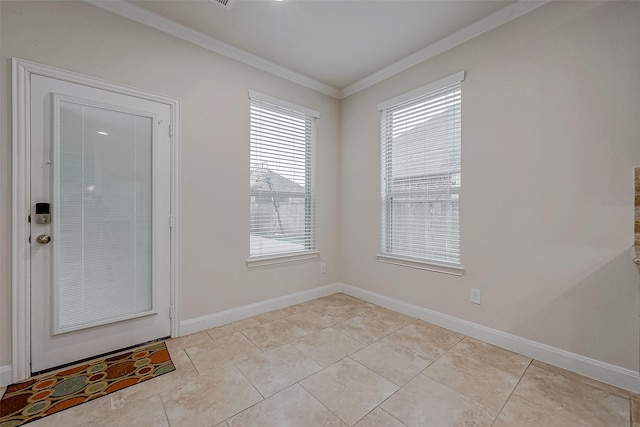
[12,58,181,381]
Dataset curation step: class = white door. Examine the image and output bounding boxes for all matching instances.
[30,74,172,373]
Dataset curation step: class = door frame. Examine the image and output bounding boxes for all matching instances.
[11,58,181,383]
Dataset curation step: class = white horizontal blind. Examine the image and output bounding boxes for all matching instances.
[381,75,462,266]
[57,100,153,333]
[249,95,316,258]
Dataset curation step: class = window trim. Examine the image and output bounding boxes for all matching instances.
[377,71,465,111]
[246,251,320,268]
[378,72,465,273]
[376,254,464,276]
[249,90,320,119]
[247,91,319,265]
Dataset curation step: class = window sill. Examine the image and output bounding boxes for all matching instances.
[376,254,464,276]
[246,251,320,268]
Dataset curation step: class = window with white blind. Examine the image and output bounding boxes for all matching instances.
[248,91,319,264]
[378,72,464,275]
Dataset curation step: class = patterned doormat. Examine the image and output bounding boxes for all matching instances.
[0,341,175,427]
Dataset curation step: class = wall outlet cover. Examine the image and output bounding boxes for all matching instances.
[470,288,481,305]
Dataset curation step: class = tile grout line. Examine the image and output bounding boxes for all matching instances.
[234,361,268,401]
[238,330,392,426]
[371,330,510,421]
[298,380,352,426]
[333,313,409,345]
[446,338,532,379]
[229,342,328,417]
[530,359,632,400]
[631,390,638,427]
[419,340,524,422]
[180,348,200,378]
[210,361,284,425]
[496,363,614,426]
[206,309,366,425]
[158,392,173,427]
[354,321,464,391]
[238,330,266,354]
[379,406,410,427]
[365,330,469,409]
[488,358,533,427]
[346,355,405,410]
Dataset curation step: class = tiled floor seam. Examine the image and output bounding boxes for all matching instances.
[234,361,269,401]
[503,391,592,427]
[299,356,400,425]
[239,329,261,349]
[408,331,466,382]
[532,360,631,399]
[363,373,407,425]
[180,347,200,377]
[448,347,530,379]
[414,340,517,421]
[346,328,451,387]
[427,344,528,401]
[158,393,173,427]
[351,404,410,427]
[194,367,266,427]
[379,406,410,427]
[415,370,500,422]
[503,362,617,427]
[327,322,373,344]
[290,341,357,368]
[346,354,402,385]
[297,381,353,426]
[346,355,408,413]
[344,315,407,344]
[232,345,335,406]
[488,358,533,427]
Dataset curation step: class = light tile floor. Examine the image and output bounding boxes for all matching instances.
[11,293,637,426]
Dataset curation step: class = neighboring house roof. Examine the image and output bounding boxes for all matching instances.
[390,106,460,180]
[250,168,304,193]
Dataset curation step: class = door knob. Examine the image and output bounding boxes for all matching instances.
[36,235,51,244]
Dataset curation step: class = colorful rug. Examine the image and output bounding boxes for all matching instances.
[0,341,175,427]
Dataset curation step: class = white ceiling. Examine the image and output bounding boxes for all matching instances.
[90,0,548,98]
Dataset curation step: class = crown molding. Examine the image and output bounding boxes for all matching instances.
[85,0,549,100]
[339,0,551,99]
[84,0,341,98]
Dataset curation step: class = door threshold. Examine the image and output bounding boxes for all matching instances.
[31,336,170,377]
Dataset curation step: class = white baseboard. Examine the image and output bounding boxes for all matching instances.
[179,283,341,336]
[177,281,638,392]
[0,365,12,387]
[338,283,640,393]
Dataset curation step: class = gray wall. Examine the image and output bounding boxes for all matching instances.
[0,0,341,368]
[340,1,640,371]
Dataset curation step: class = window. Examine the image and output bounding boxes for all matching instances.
[378,72,464,274]
[248,91,319,263]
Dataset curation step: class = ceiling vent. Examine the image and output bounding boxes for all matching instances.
[211,0,235,9]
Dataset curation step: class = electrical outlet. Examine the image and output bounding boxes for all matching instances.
[470,288,481,305]
[320,262,327,274]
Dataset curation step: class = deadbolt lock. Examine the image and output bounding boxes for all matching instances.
[35,202,51,224]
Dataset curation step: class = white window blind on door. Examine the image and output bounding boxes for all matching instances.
[379,72,464,267]
[249,92,318,259]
